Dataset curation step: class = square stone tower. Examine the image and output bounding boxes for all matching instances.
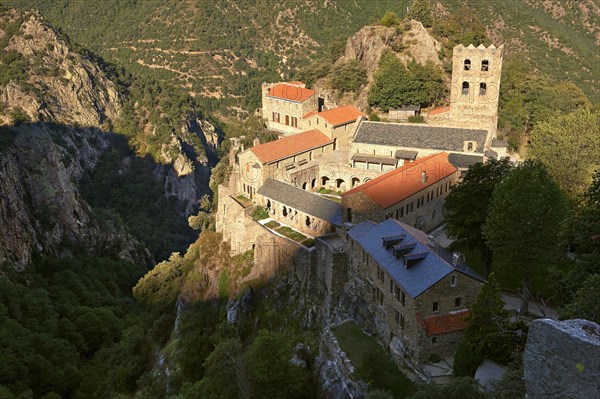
[449,44,504,137]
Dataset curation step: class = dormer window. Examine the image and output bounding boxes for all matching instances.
[464,59,471,70]
[462,82,469,95]
[481,60,489,71]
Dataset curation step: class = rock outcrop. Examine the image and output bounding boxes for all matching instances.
[524,318,600,399]
[0,10,121,127]
[0,125,152,269]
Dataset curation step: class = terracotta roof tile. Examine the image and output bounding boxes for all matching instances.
[429,106,451,116]
[250,129,331,164]
[315,105,365,126]
[343,152,458,208]
[267,83,316,102]
[419,310,470,336]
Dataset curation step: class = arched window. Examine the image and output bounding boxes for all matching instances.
[464,59,471,70]
[462,82,470,95]
[479,82,487,96]
[467,142,474,151]
[481,60,489,71]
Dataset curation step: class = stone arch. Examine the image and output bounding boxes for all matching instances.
[321,176,330,186]
[305,216,311,227]
[464,59,471,70]
[333,138,337,151]
[481,59,489,71]
[266,199,271,210]
[311,178,317,188]
[302,182,308,190]
[351,176,360,188]
[335,178,345,189]
[282,207,288,217]
[479,82,487,96]
[363,177,371,183]
[462,81,470,95]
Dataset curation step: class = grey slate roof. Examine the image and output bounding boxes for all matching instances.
[354,121,488,152]
[258,179,342,226]
[395,150,418,160]
[448,153,484,169]
[492,138,508,148]
[352,154,396,165]
[347,219,484,298]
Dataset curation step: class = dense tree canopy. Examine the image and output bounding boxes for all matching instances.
[483,161,569,295]
[529,108,600,200]
[407,0,433,27]
[368,52,445,110]
[445,159,514,275]
[329,59,368,92]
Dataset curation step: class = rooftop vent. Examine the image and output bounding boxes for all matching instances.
[421,171,428,184]
[382,234,406,249]
[404,252,428,268]
[393,241,417,259]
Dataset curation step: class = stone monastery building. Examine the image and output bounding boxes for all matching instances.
[217,42,506,371]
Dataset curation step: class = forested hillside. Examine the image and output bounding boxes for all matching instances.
[6,0,598,117]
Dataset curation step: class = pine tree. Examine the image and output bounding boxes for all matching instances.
[407,0,433,28]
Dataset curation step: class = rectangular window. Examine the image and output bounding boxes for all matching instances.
[432,337,437,344]
[390,279,394,294]
[400,207,404,218]
[395,310,400,324]
[451,275,457,287]
[400,314,405,330]
[377,267,385,283]
[401,291,406,306]
[455,297,462,307]
[433,301,439,312]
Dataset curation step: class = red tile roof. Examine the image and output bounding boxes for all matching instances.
[343,152,458,208]
[267,83,316,102]
[250,129,331,164]
[418,310,470,336]
[313,105,366,126]
[429,106,451,116]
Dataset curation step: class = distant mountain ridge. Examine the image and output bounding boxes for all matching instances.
[4,0,597,111]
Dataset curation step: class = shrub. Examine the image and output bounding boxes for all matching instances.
[251,206,269,221]
[9,107,31,125]
[408,115,425,123]
[380,11,400,27]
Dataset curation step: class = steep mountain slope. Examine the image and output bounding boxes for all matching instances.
[6,0,598,111]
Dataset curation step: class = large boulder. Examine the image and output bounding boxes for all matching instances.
[524,318,600,399]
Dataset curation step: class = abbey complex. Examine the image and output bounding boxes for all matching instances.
[216,43,510,372]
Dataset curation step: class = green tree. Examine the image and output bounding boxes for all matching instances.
[329,60,367,92]
[432,6,489,47]
[407,0,433,27]
[197,338,250,399]
[245,330,310,399]
[530,108,600,200]
[368,52,444,111]
[445,159,514,275]
[454,274,512,377]
[483,161,569,299]
[380,11,400,27]
[557,170,600,323]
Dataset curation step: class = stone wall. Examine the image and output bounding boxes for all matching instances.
[524,318,600,399]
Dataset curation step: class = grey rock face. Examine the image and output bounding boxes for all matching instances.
[524,318,600,399]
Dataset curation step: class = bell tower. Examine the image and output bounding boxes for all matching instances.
[449,44,504,137]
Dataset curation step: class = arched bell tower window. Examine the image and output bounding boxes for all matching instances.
[479,82,487,96]
[462,82,470,95]
[464,59,471,70]
[481,60,489,71]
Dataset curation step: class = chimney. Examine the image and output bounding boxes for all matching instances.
[253,138,260,147]
[421,171,428,184]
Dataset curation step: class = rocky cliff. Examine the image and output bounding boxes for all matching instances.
[0,124,153,269]
[317,20,443,110]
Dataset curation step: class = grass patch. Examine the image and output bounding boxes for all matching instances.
[275,226,307,243]
[264,220,280,229]
[236,195,252,208]
[251,205,269,221]
[302,238,315,248]
[318,187,343,196]
[334,321,415,398]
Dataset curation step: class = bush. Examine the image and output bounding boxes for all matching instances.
[381,11,400,27]
[408,115,425,123]
[251,206,269,221]
[9,107,31,125]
